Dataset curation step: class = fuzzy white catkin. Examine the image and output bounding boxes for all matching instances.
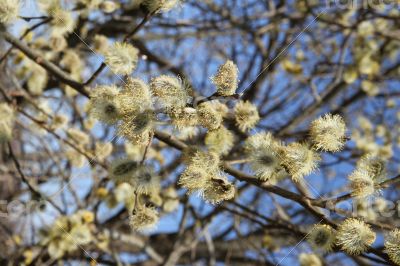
[105,42,139,75]
[109,158,139,183]
[150,75,190,109]
[50,8,76,37]
[118,78,153,115]
[0,0,20,24]
[307,224,336,252]
[129,205,159,231]
[89,85,121,125]
[197,102,223,130]
[336,218,376,255]
[141,0,180,13]
[385,229,400,265]
[246,133,286,182]
[310,114,346,152]
[234,101,259,132]
[202,173,235,204]
[349,168,375,198]
[205,126,234,155]
[299,253,322,266]
[99,1,117,13]
[281,142,320,182]
[179,165,209,194]
[130,165,160,195]
[211,60,239,96]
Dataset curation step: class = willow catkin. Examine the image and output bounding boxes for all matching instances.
[109,158,139,183]
[202,172,235,204]
[150,75,191,109]
[246,132,286,182]
[280,142,320,182]
[307,224,336,252]
[141,0,180,13]
[131,165,160,195]
[349,168,375,198]
[234,100,259,132]
[336,218,376,255]
[129,205,159,231]
[205,126,234,155]
[118,78,153,116]
[104,42,139,75]
[299,253,322,266]
[50,8,76,37]
[197,102,223,130]
[310,113,346,152]
[0,0,20,24]
[385,229,400,265]
[211,60,239,96]
[89,85,121,125]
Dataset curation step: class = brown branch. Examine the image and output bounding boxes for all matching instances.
[0,18,52,64]
[1,31,89,97]
[7,142,64,214]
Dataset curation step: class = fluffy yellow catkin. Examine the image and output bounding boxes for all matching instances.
[211,60,239,96]
[66,128,90,146]
[0,0,20,24]
[51,114,68,130]
[307,224,336,252]
[246,132,286,182]
[131,165,160,195]
[89,85,121,125]
[197,102,223,130]
[385,229,400,265]
[118,78,153,116]
[349,168,375,198]
[298,253,322,266]
[27,65,48,95]
[66,149,86,168]
[141,0,180,13]
[94,142,113,161]
[129,205,159,231]
[93,34,109,53]
[117,110,155,144]
[234,101,260,132]
[357,154,386,181]
[348,154,386,198]
[310,114,346,152]
[179,166,209,194]
[105,42,139,75]
[42,211,94,259]
[189,150,220,170]
[179,150,234,204]
[280,142,320,182]
[99,1,118,13]
[150,75,191,109]
[50,8,76,37]
[202,173,235,204]
[109,158,139,183]
[168,107,198,129]
[49,35,67,52]
[336,218,376,255]
[205,126,234,155]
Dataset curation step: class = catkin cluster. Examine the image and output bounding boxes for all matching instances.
[109,158,160,195]
[179,151,235,204]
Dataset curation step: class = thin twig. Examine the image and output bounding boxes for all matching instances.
[7,143,64,214]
